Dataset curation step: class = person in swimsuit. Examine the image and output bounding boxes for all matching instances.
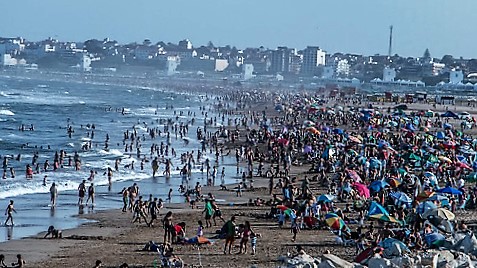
[4,200,16,226]
[78,180,86,205]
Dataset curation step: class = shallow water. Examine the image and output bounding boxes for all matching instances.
[0,76,240,241]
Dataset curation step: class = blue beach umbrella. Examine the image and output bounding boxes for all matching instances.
[437,186,462,195]
[417,201,437,215]
[369,180,389,192]
[318,194,336,203]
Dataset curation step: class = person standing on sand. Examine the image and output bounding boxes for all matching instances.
[223,216,236,254]
[50,182,58,206]
[202,199,214,228]
[162,211,174,244]
[4,200,16,226]
[78,180,86,205]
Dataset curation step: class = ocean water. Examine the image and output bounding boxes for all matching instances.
[0,76,240,242]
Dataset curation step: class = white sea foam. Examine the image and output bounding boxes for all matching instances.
[0,109,14,116]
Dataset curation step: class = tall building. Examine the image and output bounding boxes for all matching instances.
[270,47,295,74]
[301,46,326,75]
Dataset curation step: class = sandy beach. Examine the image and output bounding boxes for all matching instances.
[1,74,477,268]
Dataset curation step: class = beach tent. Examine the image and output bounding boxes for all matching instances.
[425,233,446,247]
[379,238,410,253]
[441,111,458,118]
[367,201,389,217]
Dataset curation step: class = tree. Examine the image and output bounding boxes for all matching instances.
[423,48,431,59]
[207,41,215,49]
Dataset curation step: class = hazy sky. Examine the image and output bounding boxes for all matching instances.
[1,0,474,58]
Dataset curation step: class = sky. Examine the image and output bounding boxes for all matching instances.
[0,0,475,58]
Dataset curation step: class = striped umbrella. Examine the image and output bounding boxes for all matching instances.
[325,213,348,231]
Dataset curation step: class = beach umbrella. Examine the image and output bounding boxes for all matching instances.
[406,153,422,161]
[303,120,315,127]
[397,168,407,176]
[424,172,437,179]
[417,201,437,215]
[386,177,402,188]
[427,154,439,163]
[369,158,382,169]
[424,233,446,247]
[443,123,453,129]
[277,138,289,146]
[305,126,320,135]
[437,186,462,195]
[467,172,477,182]
[390,192,413,205]
[369,180,389,192]
[276,205,288,211]
[353,182,370,198]
[368,213,402,225]
[416,191,435,202]
[347,170,362,182]
[438,156,453,164]
[324,213,347,231]
[333,128,344,135]
[347,149,358,156]
[348,136,362,144]
[427,194,449,202]
[317,194,335,203]
[303,145,313,154]
[423,208,455,221]
[427,215,454,234]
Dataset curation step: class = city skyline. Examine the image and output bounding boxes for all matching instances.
[1,0,475,59]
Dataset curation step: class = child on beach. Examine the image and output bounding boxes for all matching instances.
[291,217,300,242]
[278,210,285,228]
[250,232,260,255]
[197,220,204,237]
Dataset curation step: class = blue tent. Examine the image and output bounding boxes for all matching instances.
[441,111,458,118]
[333,128,344,135]
[405,123,416,131]
[443,123,453,129]
[436,132,446,139]
[367,201,390,217]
